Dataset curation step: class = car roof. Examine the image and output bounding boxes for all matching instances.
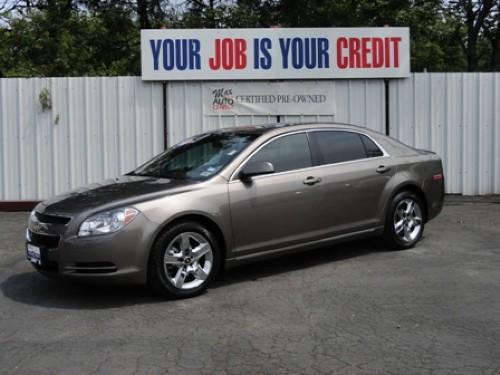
[213,122,378,136]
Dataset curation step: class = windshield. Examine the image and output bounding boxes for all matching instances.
[130,132,260,180]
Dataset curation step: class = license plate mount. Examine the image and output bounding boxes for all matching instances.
[26,243,42,265]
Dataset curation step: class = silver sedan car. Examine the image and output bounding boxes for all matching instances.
[26,123,444,298]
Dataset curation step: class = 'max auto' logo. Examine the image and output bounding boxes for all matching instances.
[211,88,234,111]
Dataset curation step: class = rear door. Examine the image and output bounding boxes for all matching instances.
[228,132,323,256]
[307,130,394,237]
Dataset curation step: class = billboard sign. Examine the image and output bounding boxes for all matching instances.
[141,27,410,81]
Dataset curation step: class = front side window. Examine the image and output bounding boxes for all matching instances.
[309,131,368,165]
[247,133,312,174]
[131,132,259,180]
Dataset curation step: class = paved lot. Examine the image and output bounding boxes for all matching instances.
[1,196,500,375]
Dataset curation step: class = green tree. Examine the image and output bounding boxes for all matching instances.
[1,0,140,76]
[0,0,499,76]
[400,1,467,71]
[446,0,497,71]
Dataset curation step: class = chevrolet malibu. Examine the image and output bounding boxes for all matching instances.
[26,123,444,298]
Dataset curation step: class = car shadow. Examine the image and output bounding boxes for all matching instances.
[1,238,384,309]
[0,271,162,309]
[213,238,382,288]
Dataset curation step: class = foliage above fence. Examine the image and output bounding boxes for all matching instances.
[0,0,499,77]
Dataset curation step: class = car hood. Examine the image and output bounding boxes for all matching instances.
[37,175,199,215]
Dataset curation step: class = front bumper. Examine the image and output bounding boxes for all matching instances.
[26,214,157,284]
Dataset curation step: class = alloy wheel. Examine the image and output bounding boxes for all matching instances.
[163,232,213,290]
[393,198,423,243]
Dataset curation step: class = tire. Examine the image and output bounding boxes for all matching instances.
[383,191,425,250]
[148,221,221,299]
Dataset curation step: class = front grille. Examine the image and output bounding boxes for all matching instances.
[28,230,60,248]
[35,212,71,225]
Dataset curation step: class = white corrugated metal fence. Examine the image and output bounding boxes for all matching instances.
[166,79,385,145]
[0,77,163,200]
[1,74,499,200]
[390,73,500,195]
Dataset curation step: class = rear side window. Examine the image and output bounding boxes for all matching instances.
[361,135,384,157]
[248,133,312,173]
[310,131,367,165]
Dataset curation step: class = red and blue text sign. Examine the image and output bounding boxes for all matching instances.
[141,28,410,81]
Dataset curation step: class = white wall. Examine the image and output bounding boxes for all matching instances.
[390,73,500,195]
[166,79,385,146]
[1,74,499,200]
[0,77,163,200]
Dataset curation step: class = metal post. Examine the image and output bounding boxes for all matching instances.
[384,78,390,136]
[163,82,168,150]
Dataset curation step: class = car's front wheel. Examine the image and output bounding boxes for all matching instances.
[148,221,221,299]
[383,191,425,249]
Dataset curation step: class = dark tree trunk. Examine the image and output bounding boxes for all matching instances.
[137,0,151,29]
[458,0,495,71]
[484,7,500,71]
[488,33,500,70]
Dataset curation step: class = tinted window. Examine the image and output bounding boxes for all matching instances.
[131,132,259,180]
[310,131,366,164]
[248,133,312,173]
[361,135,384,157]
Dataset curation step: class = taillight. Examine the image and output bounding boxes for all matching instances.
[432,173,443,181]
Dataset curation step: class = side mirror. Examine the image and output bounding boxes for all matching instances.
[239,161,274,181]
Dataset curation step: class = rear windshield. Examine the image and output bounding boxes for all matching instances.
[130,132,259,180]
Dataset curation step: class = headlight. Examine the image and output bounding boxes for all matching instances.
[28,209,36,224]
[78,207,138,237]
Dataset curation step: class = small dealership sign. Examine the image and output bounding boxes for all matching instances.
[141,27,410,81]
[203,81,335,116]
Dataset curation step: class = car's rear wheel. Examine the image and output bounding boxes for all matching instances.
[383,191,425,249]
[148,221,221,299]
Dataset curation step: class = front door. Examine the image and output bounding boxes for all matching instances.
[228,132,322,256]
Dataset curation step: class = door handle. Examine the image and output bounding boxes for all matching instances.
[376,165,391,174]
[303,176,322,185]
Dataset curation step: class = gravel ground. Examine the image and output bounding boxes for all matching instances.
[1,196,500,375]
